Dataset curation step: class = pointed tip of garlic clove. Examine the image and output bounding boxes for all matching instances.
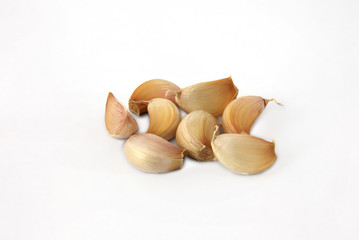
[124,133,185,173]
[105,92,138,139]
[264,98,283,106]
[222,96,280,134]
[212,134,277,175]
[146,98,181,140]
[129,79,180,115]
[175,76,238,117]
[211,125,220,145]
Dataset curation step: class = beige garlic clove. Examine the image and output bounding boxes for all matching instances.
[124,133,185,173]
[222,96,281,134]
[211,126,277,174]
[170,76,238,117]
[147,98,181,140]
[128,79,180,115]
[105,92,138,138]
[176,110,220,161]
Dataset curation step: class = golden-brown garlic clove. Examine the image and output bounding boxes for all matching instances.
[176,110,220,161]
[105,92,138,138]
[129,79,180,115]
[211,127,277,174]
[222,96,281,134]
[171,76,238,117]
[147,98,181,140]
[124,133,185,173]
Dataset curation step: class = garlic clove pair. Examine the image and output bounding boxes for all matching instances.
[124,133,185,173]
[211,126,277,174]
[129,79,180,115]
[147,98,181,140]
[222,96,281,134]
[105,92,138,138]
[171,76,238,117]
[176,110,220,161]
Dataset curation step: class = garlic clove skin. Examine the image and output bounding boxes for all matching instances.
[124,133,185,173]
[222,96,280,134]
[105,92,138,138]
[147,98,181,140]
[173,76,238,117]
[211,129,277,174]
[176,110,220,161]
[129,79,180,115]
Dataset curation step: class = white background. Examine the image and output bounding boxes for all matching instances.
[1,0,358,239]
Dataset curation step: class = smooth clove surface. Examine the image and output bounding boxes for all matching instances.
[171,76,238,117]
[105,92,138,138]
[211,127,277,174]
[124,133,185,173]
[147,98,181,140]
[222,96,280,134]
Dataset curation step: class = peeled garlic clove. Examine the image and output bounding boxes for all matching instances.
[222,96,281,134]
[147,98,181,140]
[172,76,238,117]
[128,79,180,115]
[176,110,220,161]
[124,133,185,173]
[211,127,277,174]
[105,92,138,138]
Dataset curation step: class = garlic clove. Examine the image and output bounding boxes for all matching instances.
[222,96,281,134]
[105,92,138,138]
[211,127,277,174]
[147,98,181,140]
[172,76,238,117]
[129,79,180,115]
[124,133,185,173]
[176,110,220,161]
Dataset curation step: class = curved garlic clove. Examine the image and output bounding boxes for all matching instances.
[128,79,180,115]
[124,133,185,173]
[147,98,181,140]
[211,127,277,174]
[172,76,238,117]
[105,92,138,138]
[222,96,281,134]
[176,110,220,161]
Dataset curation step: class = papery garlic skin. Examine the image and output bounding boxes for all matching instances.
[105,92,138,138]
[129,79,180,115]
[173,76,238,117]
[222,96,280,134]
[124,133,185,173]
[211,132,277,174]
[176,110,220,161]
[147,98,181,140]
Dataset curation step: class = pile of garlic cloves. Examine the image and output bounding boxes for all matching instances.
[105,76,281,174]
